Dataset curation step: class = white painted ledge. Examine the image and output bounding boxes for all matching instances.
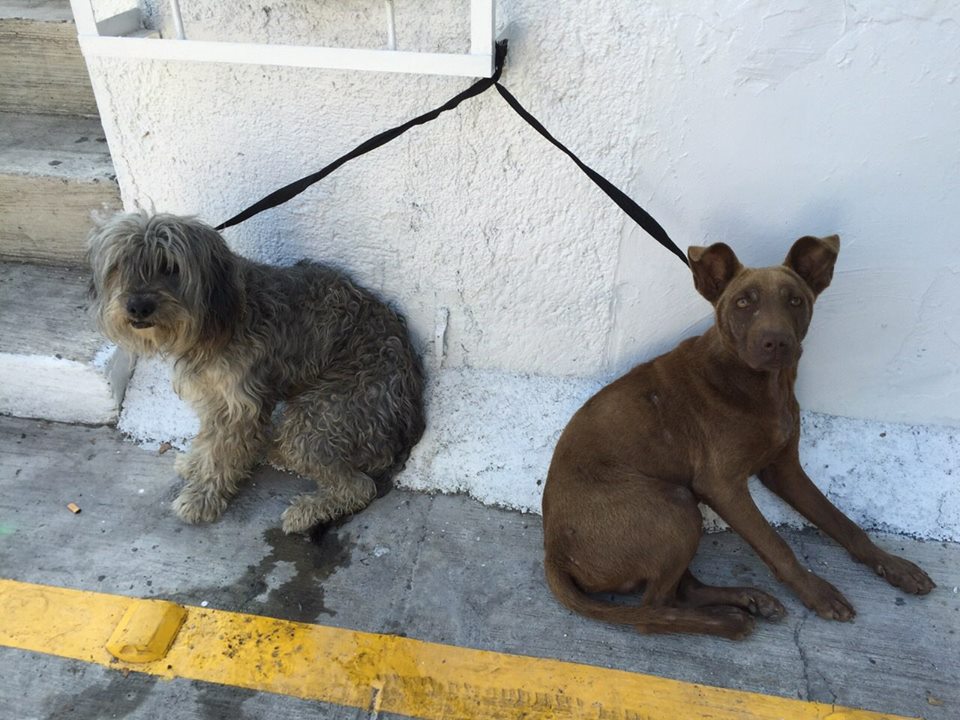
[0,264,132,425]
[0,347,132,425]
[119,359,960,542]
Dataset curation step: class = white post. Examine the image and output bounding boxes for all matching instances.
[170,0,186,40]
[69,0,100,36]
[470,0,494,56]
[384,0,397,51]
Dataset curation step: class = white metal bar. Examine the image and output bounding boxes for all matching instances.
[77,35,494,78]
[95,8,142,37]
[469,0,495,56]
[68,0,100,36]
[126,28,162,40]
[384,0,397,51]
[170,0,186,40]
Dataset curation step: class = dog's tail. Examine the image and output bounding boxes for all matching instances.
[543,557,753,640]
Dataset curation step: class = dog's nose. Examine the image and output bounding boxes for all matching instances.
[126,296,157,320]
[759,332,794,357]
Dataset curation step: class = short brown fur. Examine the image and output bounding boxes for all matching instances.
[542,235,934,639]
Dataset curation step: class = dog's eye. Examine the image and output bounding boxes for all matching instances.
[161,261,180,277]
[789,296,803,307]
[735,297,750,308]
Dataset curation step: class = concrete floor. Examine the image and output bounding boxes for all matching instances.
[0,414,958,720]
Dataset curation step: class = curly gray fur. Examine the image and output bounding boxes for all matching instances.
[88,212,425,533]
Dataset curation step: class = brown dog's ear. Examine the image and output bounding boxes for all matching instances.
[784,234,840,296]
[688,243,743,303]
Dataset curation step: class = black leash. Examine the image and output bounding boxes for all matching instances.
[216,40,688,267]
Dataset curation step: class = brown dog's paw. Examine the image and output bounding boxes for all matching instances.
[873,553,935,595]
[706,606,756,640]
[740,589,787,620]
[802,576,855,621]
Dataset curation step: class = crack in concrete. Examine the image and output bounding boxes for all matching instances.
[792,611,813,701]
[790,528,816,702]
[935,492,948,531]
[816,668,839,706]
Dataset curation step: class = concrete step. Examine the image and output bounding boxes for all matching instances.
[0,0,98,116]
[0,111,121,265]
[0,261,132,424]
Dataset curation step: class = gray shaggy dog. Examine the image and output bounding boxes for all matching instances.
[89,212,424,534]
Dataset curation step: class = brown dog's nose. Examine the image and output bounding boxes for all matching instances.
[126,295,157,320]
[759,331,794,358]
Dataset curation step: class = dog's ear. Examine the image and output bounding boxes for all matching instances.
[201,244,242,347]
[784,235,840,296]
[688,243,743,303]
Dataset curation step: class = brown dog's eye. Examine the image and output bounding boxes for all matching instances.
[736,297,750,308]
[789,296,802,306]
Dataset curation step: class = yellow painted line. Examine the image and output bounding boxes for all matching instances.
[0,578,914,720]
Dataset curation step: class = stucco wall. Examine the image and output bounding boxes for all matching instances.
[86,0,959,426]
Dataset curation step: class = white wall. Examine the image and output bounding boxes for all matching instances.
[86,0,960,426]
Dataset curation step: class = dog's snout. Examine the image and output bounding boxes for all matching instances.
[759,331,795,359]
[126,295,157,320]
[761,334,789,352]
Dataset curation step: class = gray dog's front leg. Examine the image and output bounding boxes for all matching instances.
[173,410,267,524]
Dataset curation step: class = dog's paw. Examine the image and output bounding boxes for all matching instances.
[739,589,787,620]
[281,494,330,535]
[801,576,855,621]
[264,444,290,473]
[872,553,935,595]
[173,484,228,524]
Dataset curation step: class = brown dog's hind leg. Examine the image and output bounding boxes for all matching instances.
[676,570,786,619]
[543,474,755,640]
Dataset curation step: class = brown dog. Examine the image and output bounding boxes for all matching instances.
[542,236,935,639]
